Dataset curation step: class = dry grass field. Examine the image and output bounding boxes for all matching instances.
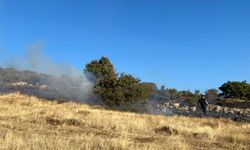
[0,93,249,150]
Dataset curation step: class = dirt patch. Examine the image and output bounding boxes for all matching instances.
[46,117,62,126]
[77,110,90,116]
[155,126,179,136]
[20,102,33,106]
[192,132,209,140]
[46,117,81,126]
[94,130,120,139]
[63,119,81,126]
[134,137,155,143]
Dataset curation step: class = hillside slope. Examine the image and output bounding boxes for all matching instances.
[0,93,249,150]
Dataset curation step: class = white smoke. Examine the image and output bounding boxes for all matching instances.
[7,43,80,77]
[4,42,97,103]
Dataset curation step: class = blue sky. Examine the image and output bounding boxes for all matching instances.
[1,0,250,91]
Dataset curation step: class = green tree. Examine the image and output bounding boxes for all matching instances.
[219,81,250,100]
[84,57,154,106]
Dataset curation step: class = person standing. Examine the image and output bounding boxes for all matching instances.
[197,95,211,116]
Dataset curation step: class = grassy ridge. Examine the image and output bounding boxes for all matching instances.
[0,93,249,150]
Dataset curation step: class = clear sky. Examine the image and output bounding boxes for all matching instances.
[1,0,250,92]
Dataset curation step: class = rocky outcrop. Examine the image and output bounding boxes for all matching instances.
[152,101,250,122]
[11,82,28,86]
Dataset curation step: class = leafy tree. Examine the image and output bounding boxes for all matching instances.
[84,57,154,106]
[219,81,250,100]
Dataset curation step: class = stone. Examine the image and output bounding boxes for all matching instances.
[239,110,245,115]
[223,107,229,113]
[39,85,48,90]
[229,110,235,114]
[157,104,161,107]
[183,106,189,111]
[11,82,28,86]
[164,102,170,107]
[28,84,34,87]
[162,108,173,115]
[173,103,180,108]
[215,106,223,112]
[190,107,196,112]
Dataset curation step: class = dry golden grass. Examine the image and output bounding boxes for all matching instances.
[0,93,249,150]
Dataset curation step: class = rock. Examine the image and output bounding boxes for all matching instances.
[239,110,244,115]
[190,107,196,112]
[28,84,34,87]
[182,106,189,111]
[224,107,229,113]
[215,106,223,112]
[11,82,28,86]
[233,108,241,115]
[173,103,180,108]
[39,85,48,90]
[229,110,235,114]
[156,104,161,108]
[162,108,173,115]
[164,102,170,107]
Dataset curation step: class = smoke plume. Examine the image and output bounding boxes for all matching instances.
[3,43,97,103]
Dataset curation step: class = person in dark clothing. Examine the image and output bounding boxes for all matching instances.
[197,95,211,116]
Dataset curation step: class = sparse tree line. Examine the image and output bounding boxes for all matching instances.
[84,57,250,106]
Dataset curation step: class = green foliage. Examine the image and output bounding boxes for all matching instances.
[152,86,201,105]
[84,57,154,106]
[168,88,180,100]
[179,90,201,106]
[140,82,157,99]
[219,81,250,100]
[205,89,219,101]
[84,57,117,80]
[152,86,180,102]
